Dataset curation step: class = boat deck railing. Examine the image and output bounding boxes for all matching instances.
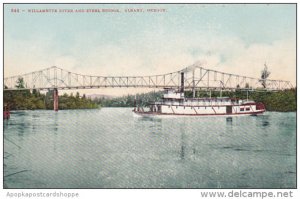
[151,99,256,107]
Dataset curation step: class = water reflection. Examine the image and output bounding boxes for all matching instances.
[226,117,233,125]
[259,115,271,128]
[3,119,9,130]
[262,121,270,127]
[179,123,186,160]
[180,145,185,160]
[134,116,162,134]
[13,111,28,117]
[53,113,58,132]
[17,119,27,137]
[136,116,162,122]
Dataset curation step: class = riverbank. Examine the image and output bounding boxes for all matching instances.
[4,89,296,112]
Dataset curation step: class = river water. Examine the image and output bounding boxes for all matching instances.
[3,108,296,188]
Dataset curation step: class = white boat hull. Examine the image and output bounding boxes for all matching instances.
[133,109,265,118]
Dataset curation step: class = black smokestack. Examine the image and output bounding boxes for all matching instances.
[180,72,184,93]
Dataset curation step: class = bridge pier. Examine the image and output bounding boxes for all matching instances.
[53,88,59,111]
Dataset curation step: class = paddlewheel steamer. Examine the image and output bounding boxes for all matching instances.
[133,73,265,117]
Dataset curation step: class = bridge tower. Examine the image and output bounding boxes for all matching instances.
[53,88,59,111]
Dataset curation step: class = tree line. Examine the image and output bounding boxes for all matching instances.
[94,91,163,107]
[93,89,296,112]
[4,77,98,110]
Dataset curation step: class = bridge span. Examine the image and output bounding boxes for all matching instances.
[4,64,294,111]
[4,64,293,91]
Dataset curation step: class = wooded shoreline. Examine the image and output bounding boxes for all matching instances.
[4,89,296,112]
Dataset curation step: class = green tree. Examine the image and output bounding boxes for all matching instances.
[245,83,249,88]
[15,77,25,88]
[260,63,271,88]
[76,92,80,99]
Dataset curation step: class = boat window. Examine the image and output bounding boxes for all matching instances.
[246,107,250,111]
[240,108,244,111]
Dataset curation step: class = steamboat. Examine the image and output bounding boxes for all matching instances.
[133,73,265,117]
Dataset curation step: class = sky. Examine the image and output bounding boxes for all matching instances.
[4,4,296,96]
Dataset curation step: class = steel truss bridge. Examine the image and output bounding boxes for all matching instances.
[4,64,293,92]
